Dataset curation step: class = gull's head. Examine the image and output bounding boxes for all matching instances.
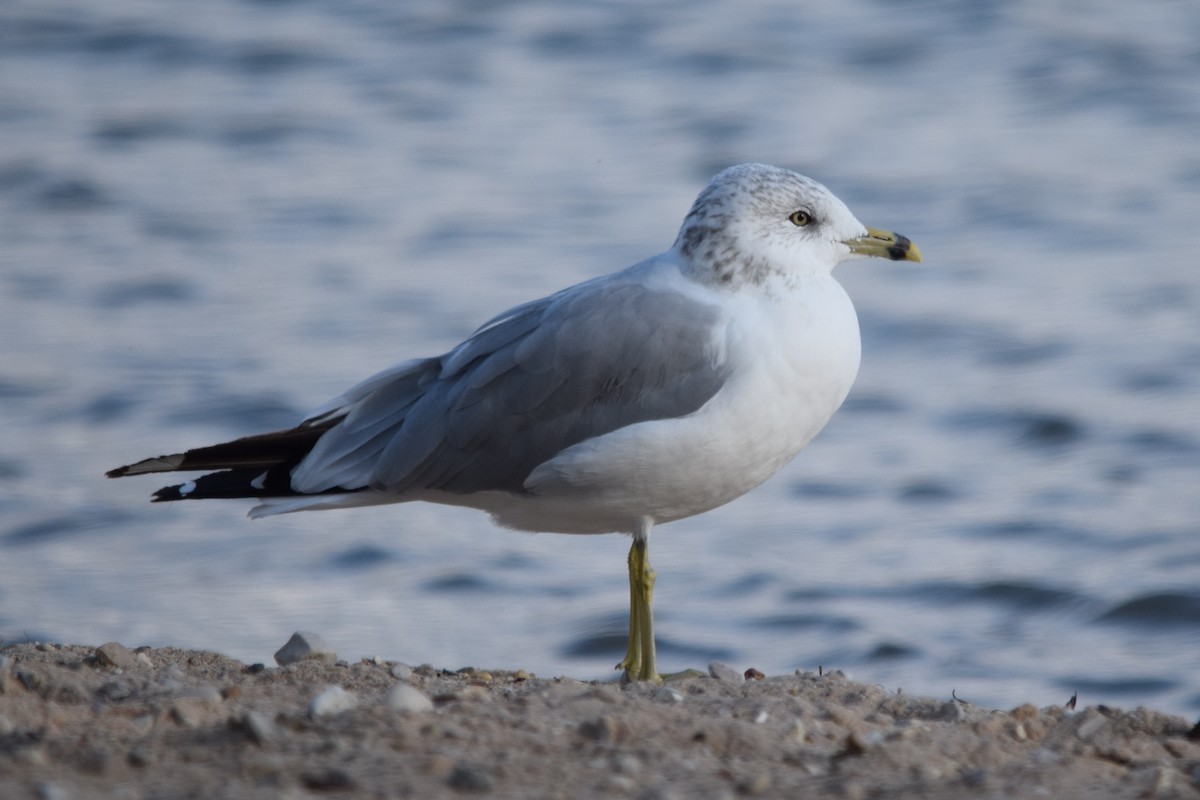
[674,163,921,286]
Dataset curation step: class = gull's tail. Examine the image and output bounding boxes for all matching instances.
[106,417,360,504]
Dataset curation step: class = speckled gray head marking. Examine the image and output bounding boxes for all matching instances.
[674,163,859,287]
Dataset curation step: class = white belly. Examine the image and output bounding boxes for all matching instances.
[477,275,862,534]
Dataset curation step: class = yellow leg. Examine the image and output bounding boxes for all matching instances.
[618,540,643,678]
[617,532,661,683]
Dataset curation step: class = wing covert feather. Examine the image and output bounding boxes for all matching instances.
[292,278,730,496]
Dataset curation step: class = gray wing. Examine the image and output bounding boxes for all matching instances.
[290,276,731,496]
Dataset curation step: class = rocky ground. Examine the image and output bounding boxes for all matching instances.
[1,637,1198,799]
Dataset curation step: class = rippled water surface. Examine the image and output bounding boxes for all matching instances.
[3,1,1199,714]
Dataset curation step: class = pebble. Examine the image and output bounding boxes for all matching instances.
[95,642,137,670]
[1011,703,1039,721]
[614,754,641,774]
[303,767,355,791]
[578,716,621,743]
[655,687,684,704]
[386,683,434,713]
[1132,765,1175,796]
[435,685,490,704]
[274,632,336,666]
[239,711,281,744]
[1033,747,1061,766]
[179,685,223,703]
[127,747,153,768]
[169,703,206,728]
[390,663,414,681]
[447,763,493,793]
[128,714,155,736]
[426,755,455,778]
[1075,710,1108,742]
[308,685,358,717]
[708,661,743,682]
[737,773,772,796]
[634,786,682,800]
[840,731,878,757]
[936,700,967,722]
[168,689,221,727]
[606,775,637,793]
[35,782,67,800]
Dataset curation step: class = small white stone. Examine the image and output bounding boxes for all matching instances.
[390,663,414,681]
[386,683,433,713]
[274,632,336,666]
[654,687,684,704]
[95,642,137,669]
[1075,712,1108,742]
[613,754,640,775]
[35,782,68,800]
[309,685,358,717]
[241,711,281,743]
[177,685,222,704]
[1033,748,1060,766]
[606,776,637,793]
[708,661,742,682]
[937,700,967,721]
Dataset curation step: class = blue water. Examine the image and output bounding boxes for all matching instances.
[2,1,1199,715]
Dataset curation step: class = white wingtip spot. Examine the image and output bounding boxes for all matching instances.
[178,480,197,496]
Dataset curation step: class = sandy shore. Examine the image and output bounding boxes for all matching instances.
[1,639,1198,799]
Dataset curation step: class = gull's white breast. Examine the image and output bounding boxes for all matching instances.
[483,269,862,534]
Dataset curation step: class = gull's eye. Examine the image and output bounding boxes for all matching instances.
[788,210,812,227]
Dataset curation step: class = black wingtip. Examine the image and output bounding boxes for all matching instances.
[146,468,363,504]
[151,484,188,502]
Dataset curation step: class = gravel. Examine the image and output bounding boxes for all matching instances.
[0,643,1197,799]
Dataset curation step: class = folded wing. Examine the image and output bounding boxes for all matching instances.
[108,275,732,504]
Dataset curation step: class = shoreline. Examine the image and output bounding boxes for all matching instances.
[2,640,1198,799]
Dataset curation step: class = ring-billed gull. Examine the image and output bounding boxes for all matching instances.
[108,163,922,682]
